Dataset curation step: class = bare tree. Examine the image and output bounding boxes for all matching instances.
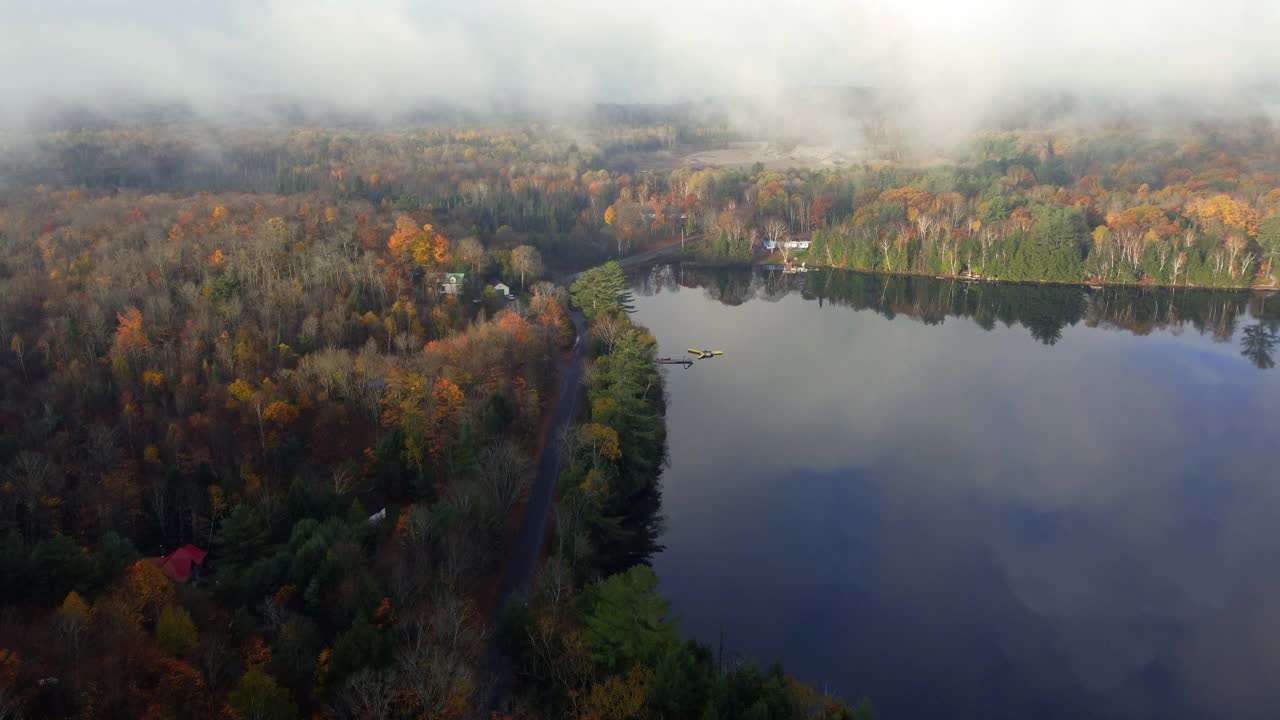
[1226,234,1248,278]
[8,334,24,381]
[456,236,486,274]
[591,313,625,353]
[1242,252,1258,280]
[477,440,530,517]
[8,451,63,538]
[329,669,398,720]
[257,598,288,636]
[763,217,788,249]
[53,604,85,689]
[770,223,794,265]
[330,464,368,497]
[510,245,543,290]
[396,597,483,719]
[877,234,894,271]
[393,332,413,356]
[197,632,241,699]
[0,682,19,720]
[150,472,169,539]
[82,423,118,477]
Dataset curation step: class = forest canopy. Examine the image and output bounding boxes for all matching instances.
[3,112,1280,718]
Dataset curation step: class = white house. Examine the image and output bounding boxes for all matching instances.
[763,239,811,251]
[441,272,466,295]
[493,282,512,298]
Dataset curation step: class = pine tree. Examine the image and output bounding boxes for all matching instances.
[571,261,634,320]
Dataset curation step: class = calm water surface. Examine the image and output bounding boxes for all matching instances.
[630,265,1280,720]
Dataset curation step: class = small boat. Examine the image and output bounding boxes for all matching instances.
[687,349,724,360]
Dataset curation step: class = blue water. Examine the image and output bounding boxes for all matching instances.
[631,265,1280,720]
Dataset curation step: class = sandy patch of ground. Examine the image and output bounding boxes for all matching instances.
[680,141,865,170]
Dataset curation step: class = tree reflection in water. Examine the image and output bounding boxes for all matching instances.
[631,264,1280,367]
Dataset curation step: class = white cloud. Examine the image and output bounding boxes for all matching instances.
[1,0,1277,131]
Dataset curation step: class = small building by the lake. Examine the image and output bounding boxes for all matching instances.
[493,282,512,298]
[441,273,466,295]
[762,239,811,251]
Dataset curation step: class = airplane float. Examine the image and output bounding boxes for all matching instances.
[654,349,724,369]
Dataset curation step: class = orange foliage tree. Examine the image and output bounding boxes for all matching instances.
[121,560,175,627]
[113,306,150,357]
[428,377,465,464]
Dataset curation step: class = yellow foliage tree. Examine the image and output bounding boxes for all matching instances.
[227,379,256,403]
[61,591,92,626]
[123,560,174,627]
[577,667,651,720]
[381,369,430,467]
[580,423,622,463]
[157,604,198,656]
[429,377,465,462]
[142,370,165,390]
[1190,194,1260,237]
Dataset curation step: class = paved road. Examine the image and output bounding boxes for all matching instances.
[482,308,586,713]
[551,236,702,285]
[482,241,694,711]
[612,235,701,271]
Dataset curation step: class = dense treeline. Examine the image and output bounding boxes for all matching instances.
[0,185,578,717]
[654,127,1280,289]
[9,121,1280,288]
[494,262,874,720]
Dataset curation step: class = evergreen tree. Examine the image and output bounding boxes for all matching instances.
[215,505,270,584]
[91,531,140,590]
[30,535,91,598]
[1241,322,1278,369]
[648,640,717,719]
[571,261,634,320]
[578,566,677,674]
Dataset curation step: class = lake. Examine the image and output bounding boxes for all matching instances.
[628,264,1280,720]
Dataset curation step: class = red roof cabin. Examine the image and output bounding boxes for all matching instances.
[149,544,208,583]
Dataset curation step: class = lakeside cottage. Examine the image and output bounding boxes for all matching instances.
[441,272,466,295]
[763,239,811,251]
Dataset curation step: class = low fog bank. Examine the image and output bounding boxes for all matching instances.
[2,0,1279,153]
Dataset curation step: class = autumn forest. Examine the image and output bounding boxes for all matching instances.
[3,109,1280,720]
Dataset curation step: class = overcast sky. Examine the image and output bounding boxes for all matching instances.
[2,0,1278,125]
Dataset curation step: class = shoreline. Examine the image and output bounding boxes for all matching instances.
[666,254,1280,293]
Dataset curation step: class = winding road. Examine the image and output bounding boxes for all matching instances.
[482,308,586,712]
[483,243,690,711]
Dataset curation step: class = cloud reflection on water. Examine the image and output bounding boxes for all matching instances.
[632,265,1280,719]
